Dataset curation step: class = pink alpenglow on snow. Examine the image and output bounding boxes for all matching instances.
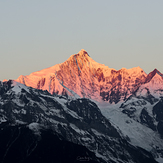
[15,49,163,103]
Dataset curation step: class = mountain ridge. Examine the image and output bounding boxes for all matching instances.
[0,80,160,163]
[14,49,162,104]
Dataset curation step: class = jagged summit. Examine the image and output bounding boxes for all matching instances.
[78,49,89,56]
[155,69,163,78]
[2,79,7,82]
[145,68,163,83]
[67,49,91,64]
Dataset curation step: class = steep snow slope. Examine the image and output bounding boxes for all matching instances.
[119,69,163,133]
[137,69,163,98]
[16,49,147,103]
[98,102,163,162]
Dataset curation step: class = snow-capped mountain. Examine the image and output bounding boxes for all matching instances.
[0,80,158,163]
[120,69,163,137]
[1,49,163,162]
[15,49,148,103]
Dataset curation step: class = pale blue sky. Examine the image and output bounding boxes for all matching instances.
[0,0,163,81]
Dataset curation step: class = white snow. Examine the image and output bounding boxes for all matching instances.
[55,97,83,120]
[15,120,27,124]
[91,129,103,137]
[28,122,42,135]
[11,81,30,94]
[98,103,163,154]
[0,116,7,123]
[12,99,25,107]
[70,123,86,135]
[156,157,163,163]
[21,109,26,114]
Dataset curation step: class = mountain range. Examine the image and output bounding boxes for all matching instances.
[1,49,163,163]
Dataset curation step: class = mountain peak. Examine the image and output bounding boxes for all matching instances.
[152,68,159,74]
[66,49,92,66]
[145,68,163,83]
[78,49,87,53]
[2,79,7,82]
[77,49,90,57]
[67,49,90,63]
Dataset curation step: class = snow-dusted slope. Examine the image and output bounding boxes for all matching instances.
[120,69,163,129]
[16,49,147,103]
[114,68,163,163]
[137,69,163,98]
[98,102,163,162]
[0,80,158,163]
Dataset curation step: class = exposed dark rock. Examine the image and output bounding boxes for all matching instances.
[140,108,156,131]
[0,123,101,163]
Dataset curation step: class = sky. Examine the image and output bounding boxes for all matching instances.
[0,0,163,81]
